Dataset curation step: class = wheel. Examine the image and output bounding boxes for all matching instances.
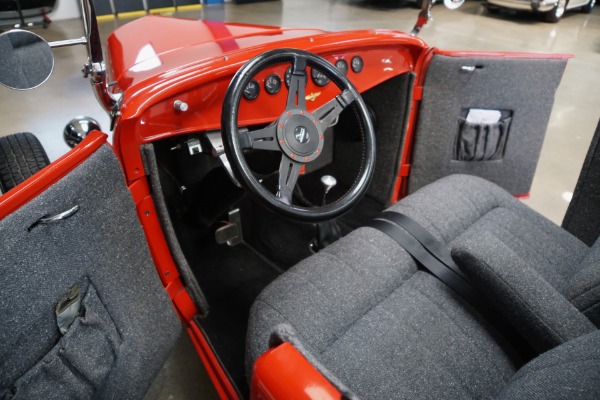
[0,132,50,193]
[222,49,376,222]
[581,0,595,13]
[543,0,567,22]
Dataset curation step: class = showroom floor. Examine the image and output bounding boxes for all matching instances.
[1,1,599,399]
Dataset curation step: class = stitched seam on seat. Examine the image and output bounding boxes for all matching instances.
[320,232,397,275]
[570,284,600,307]
[490,219,571,289]
[377,286,482,399]
[478,234,570,343]
[509,357,600,386]
[413,280,514,385]
[253,298,315,348]
[321,272,420,353]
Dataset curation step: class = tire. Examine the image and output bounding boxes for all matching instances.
[0,132,50,193]
[543,0,567,21]
[581,0,595,13]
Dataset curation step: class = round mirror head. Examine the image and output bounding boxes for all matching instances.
[0,29,54,90]
[64,116,102,148]
[444,0,465,9]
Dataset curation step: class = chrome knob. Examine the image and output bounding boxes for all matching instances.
[321,175,337,195]
[321,175,337,206]
[174,100,189,112]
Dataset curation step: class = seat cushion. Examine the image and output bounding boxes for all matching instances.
[246,174,590,398]
[494,329,600,400]
[566,239,600,325]
[390,175,589,290]
[452,228,595,353]
[248,227,519,399]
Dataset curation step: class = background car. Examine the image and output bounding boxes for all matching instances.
[484,0,596,22]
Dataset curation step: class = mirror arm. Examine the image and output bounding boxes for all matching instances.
[49,37,87,48]
[410,0,465,36]
[80,0,121,114]
[410,0,433,36]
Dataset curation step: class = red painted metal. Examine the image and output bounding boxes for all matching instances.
[188,323,241,400]
[0,130,107,220]
[250,342,342,400]
[135,193,199,321]
[106,16,427,183]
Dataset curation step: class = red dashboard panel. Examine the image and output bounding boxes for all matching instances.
[136,47,416,142]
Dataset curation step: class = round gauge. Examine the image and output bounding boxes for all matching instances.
[335,59,348,75]
[243,79,260,100]
[264,74,282,95]
[311,68,330,87]
[351,56,364,73]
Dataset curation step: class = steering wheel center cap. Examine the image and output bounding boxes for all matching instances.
[276,109,325,162]
[294,126,310,144]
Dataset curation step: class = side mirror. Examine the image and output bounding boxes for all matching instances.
[0,30,54,90]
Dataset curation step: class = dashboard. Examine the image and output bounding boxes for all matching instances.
[136,47,416,142]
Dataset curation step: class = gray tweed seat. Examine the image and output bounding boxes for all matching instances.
[246,174,600,399]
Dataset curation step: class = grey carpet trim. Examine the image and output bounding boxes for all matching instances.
[141,143,210,315]
[408,55,567,195]
[0,144,180,400]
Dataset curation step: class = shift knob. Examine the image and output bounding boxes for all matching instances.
[321,175,337,206]
[321,175,337,195]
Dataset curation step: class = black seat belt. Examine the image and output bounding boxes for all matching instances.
[368,211,535,361]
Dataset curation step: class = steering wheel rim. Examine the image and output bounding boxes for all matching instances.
[222,48,376,222]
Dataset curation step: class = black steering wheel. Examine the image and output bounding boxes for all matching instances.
[222,49,376,222]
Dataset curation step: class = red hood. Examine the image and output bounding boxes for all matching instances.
[107,16,326,91]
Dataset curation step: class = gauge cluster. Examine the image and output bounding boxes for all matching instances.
[139,47,413,140]
[242,55,365,101]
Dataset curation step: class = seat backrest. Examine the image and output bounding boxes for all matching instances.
[494,329,600,400]
[565,238,600,326]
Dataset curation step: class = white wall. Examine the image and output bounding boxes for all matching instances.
[49,0,82,21]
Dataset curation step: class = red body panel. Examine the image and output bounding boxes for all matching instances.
[106,17,428,184]
[250,343,342,400]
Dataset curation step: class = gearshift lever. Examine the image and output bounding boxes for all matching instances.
[310,175,342,253]
[321,175,337,206]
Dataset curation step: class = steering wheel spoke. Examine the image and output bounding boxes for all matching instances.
[286,56,308,111]
[242,124,280,151]
[314,89,354,130]
[277,158,302,205]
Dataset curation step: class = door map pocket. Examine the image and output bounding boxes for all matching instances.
[454,109,512,161]
[3,279,122,400]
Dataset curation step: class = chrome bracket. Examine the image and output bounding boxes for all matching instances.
[215,209,243,246]
[204,130,242,188]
